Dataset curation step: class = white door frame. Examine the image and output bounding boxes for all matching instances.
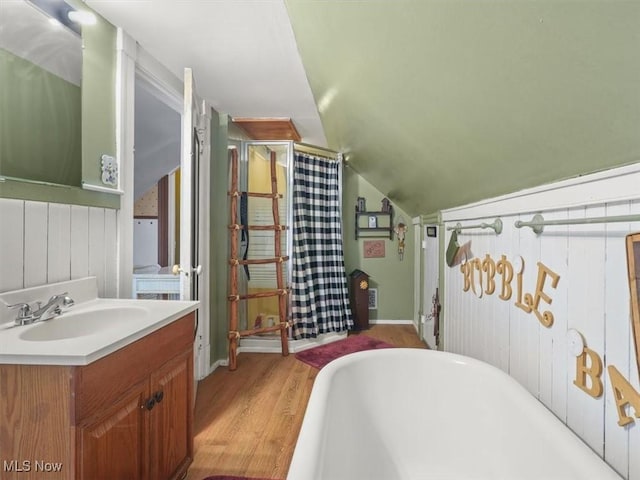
[181,68,211,380]
[115,30,211,380]
[422,223,440,349]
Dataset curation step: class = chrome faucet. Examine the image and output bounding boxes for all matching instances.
[8,292,74,326]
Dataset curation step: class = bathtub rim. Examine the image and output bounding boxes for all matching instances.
[287,347,623,480]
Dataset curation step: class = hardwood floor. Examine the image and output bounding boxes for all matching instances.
[185,325,427,480]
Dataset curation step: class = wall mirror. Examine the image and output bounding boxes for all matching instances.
[0,0,117,204]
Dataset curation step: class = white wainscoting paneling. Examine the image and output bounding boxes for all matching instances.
[565,205,606,456]
[603,200,635,476]
[47,203,72,284]
[440,165,640,480]
[23,201,48,288]
[0,199,24,292]
[0,199,118,296]
[88,207,106,296]
[70,205,90,279]
[539,209,569,422]
[104,209,118,298]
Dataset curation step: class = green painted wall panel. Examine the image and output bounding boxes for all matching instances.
[0,178,119,209]
[343,166,414,321]
[81,10,117,189]
[210,110,230,365]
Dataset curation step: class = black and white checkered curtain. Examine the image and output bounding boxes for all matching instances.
[290,153,353,339]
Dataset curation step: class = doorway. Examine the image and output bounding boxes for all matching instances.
[124,65,209,381]
[423,224,440,349]
[131,72,182,299]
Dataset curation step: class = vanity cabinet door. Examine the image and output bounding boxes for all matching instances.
[76,380,150,480]
[148,351,193,480]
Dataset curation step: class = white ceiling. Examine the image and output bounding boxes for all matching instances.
[85,0,326,146]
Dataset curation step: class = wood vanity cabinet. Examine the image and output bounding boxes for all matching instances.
[0,312,195,480]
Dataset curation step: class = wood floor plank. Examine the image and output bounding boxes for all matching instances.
[185,324,426,480]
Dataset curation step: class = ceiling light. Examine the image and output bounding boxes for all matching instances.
[68,10,97,26]
[28,0,81,36]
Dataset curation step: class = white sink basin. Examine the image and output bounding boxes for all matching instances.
[0,277,199,365]
[19,306,149,341]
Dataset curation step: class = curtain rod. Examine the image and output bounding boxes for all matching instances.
[447,218,503,235]
[294,142,343,161]
[515,213,640,234]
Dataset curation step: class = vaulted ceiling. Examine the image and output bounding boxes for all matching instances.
[87,1,640,217]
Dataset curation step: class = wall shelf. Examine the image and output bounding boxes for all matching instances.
[355,210,393,240]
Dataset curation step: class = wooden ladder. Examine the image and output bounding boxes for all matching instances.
[227,148,290,370]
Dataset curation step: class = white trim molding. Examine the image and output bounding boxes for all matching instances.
[207,358,229,376]
[369,319,415,325]
[238,331,348,354]
[441,162,640,223]
[81,183,125,195]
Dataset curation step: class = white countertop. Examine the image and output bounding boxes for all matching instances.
[0,298,199,366]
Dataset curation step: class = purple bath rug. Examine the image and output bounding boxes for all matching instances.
[295,334,394,369]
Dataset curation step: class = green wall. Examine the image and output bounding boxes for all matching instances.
[343,166,414,321]
[80,5,117,190]
[210,110,231,365]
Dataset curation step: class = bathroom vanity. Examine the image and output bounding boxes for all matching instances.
[0,278,199,480]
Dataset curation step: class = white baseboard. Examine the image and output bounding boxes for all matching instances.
[207,358,228,376]
[194,344,211,381]
[289,332,347,353]
[238,331,347,354]
[207,321,418,370]
[369,319,415,325]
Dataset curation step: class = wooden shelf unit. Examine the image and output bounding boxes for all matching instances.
[355,209,394,240]
[227,148,289,371]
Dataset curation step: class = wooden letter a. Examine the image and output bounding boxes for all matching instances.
[607,365,640,427]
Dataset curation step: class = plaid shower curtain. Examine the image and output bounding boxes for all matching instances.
[290,153,354,339]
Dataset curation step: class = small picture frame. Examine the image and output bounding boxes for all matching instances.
[368,215,377,228]
[426,226,437,238]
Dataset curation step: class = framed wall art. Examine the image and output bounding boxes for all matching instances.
[626,233,640,379]
[363,240,385,258]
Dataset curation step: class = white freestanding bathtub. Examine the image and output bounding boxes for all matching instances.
[288,348,622,480]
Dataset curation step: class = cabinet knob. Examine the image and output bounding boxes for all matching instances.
[154,391,164,404]
[143,397,156,411]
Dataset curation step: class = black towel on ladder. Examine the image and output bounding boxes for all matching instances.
[240,192,250,279]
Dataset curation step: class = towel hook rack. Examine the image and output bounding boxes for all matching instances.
[447,218,503,235]
[515,213,640,234]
